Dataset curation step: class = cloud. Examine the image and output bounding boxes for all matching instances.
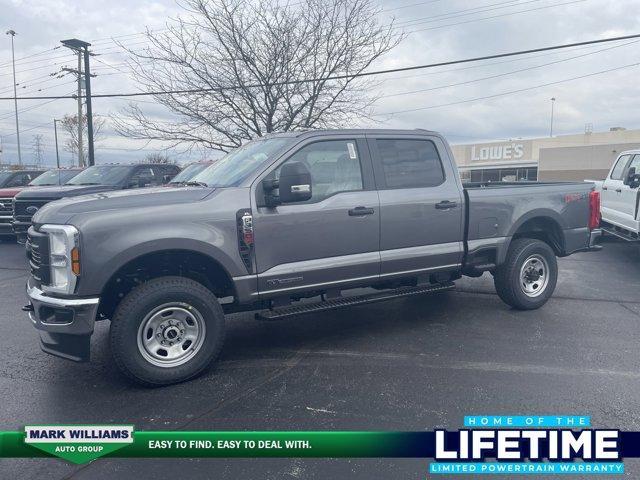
[1,0,640,165]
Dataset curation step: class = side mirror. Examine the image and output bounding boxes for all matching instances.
[262,162,312,206]
[278,162,312,203]
[162,174,173,184]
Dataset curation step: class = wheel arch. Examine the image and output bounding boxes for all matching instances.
[499,211,566,263]
[97,247,236,320]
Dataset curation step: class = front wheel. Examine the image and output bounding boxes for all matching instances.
[493,238,558,310]
[110,276,225,387]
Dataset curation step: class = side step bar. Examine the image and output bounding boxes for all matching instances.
[255,282,455,321]
[601,222,640,242]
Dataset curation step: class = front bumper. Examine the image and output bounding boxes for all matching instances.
[25,280,100,362]
[0,216,14,236]
[13,220,30,244]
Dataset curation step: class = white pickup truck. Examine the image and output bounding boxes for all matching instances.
[591,149,640,241]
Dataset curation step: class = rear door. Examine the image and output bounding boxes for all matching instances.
[368,134,464,279]
[252,135,380,297]
[601,154,632,227]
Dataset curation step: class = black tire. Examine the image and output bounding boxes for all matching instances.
[109,276,225,387]
[493,238,558,310]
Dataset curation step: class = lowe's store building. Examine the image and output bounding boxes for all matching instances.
[451,127,640,182]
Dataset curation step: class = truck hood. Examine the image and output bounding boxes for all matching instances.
[15,184,118,200]
[0,186,25,198]
[33,186,213,225]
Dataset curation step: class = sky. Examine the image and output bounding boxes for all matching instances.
[1,0,640,167]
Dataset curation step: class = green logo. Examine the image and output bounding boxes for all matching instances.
[24,425,134,464]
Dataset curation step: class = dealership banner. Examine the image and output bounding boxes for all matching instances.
[1,416,640,473]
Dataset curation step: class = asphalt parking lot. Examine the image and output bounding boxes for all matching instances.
[1,236,640,479]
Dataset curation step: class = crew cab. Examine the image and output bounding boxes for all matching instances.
[13,163,180,242]
[23,129,601,386]
[0,168,82,237]
[591,149,640,241]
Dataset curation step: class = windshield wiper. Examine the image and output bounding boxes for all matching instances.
[73,182,102,185]
[184,181,209,187]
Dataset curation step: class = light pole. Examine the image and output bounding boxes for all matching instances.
[6,30,22,165]
[54,119,60,168]
[549,97,556,137]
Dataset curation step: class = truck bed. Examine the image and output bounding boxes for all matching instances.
[462,180,597,268]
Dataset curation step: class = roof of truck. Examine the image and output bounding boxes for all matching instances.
[265,128,441,138]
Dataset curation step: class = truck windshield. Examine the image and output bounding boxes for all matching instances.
[29,169,81,186]
[66,165,132,186]
[170,163,212,184]
[0,172,14,187]
[193,138,291,187]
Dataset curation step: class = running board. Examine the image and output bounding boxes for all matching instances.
[601,223,640,242]
[255,282,455,321]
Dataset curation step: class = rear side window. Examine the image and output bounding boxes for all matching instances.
[610,154,631,180]
[375,139,445,188]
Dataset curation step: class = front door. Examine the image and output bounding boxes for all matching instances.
[368,134,465,279]
[615,154,640,232]
[601,153,632,228]
[252,137,380,298]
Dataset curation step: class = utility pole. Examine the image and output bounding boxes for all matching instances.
[6,30,22,165]
[61,38,95,166]
[54,119,60,168]
[549,97,556,137]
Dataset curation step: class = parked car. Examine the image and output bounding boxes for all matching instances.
[23,129,601,386]
[167,161,215,186]
[0,169,45,188]
[0,168,49,237]
[590,149,640,241]
[12,163,180,242]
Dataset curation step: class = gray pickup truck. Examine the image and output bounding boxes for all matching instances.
[24,129,601,386]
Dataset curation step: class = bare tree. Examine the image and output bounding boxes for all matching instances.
[32,135,44,165]
[114,0,401,152]
[143,152,173,164]
[60,114,106,165]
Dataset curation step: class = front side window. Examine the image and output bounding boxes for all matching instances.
[610,154,631,180]
[623,154,640,178]
[376,139,445,188]
[274,140,363,203]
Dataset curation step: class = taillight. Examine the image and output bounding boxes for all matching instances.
[588,190,600,230]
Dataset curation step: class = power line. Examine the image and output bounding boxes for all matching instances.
[394,0,544,27]
[1,33,639,101]
[403,0,587,34]
[377,61,640,116]
[381,38,640,98]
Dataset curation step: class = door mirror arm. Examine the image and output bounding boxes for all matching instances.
[262,178,281,207]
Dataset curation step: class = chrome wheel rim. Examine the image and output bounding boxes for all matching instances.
[519,254,549,298]
[137,303,206,368]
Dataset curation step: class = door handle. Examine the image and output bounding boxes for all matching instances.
[435,200,458,210]
[348,206,375,216]
[616,188,622,193]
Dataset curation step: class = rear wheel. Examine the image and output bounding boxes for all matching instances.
[110,276,225,387]
[494,238,557,310]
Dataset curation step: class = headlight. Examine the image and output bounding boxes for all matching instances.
[40,224,80,295]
